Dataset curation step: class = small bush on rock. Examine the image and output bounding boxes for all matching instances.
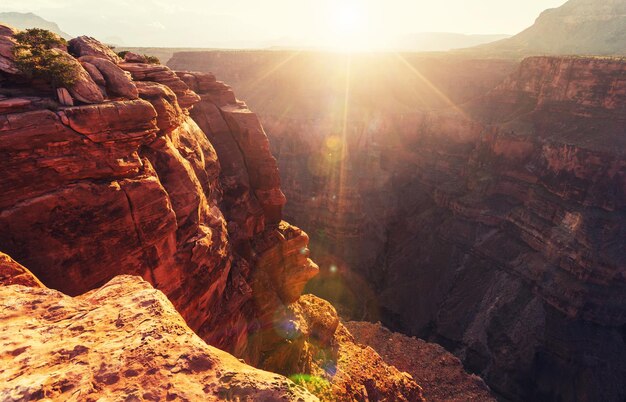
[144,55,160,64]
[12,28,79,89]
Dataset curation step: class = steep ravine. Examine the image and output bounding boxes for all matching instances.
[297,56,626,401]
[170,51,626,401]
[276,56,626,402]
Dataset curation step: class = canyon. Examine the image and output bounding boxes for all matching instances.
[1,0,625,399]
[168,51,626,401]
[0,25,510,402]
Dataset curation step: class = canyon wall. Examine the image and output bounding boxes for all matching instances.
[0,28,425,401]
[170,50,626,401]
[278,56,626,401]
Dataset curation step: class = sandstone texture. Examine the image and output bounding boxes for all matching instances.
[0,252,43,288]
[68,35,123,63]
[0,30,422,401]
[346,321,495,402]
[0,272,317,401]
[171,50,626,401]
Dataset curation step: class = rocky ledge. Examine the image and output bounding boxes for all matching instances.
[0,264,317,401]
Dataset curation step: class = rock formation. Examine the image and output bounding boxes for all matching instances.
[0,265,318,401]
[171,50,626,401]
[346,322,495,401]
[0,25,423,401]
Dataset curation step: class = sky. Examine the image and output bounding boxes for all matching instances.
[1,0,568,48]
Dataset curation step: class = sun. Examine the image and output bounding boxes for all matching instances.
[329,3,370,51]
[333,4,364,34]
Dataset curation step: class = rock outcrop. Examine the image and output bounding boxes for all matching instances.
[0,27,422,401]
[0,268,318,401]
[0,252,43,288]
[68,35,123,63]
[346,322,495,402]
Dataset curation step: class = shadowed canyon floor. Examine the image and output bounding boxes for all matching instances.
[169,50,626,401]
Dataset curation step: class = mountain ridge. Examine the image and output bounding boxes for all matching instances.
[474,0,626,55]
[0,12,71,39]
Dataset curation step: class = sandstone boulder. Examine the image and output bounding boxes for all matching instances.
[79,55,138,99]
[250,294,425,401]
[47,49,105,104]
[80,61,106,86]
[0,97,31,114]
[136,81,184,133]
[254,222,319,304]
[68,35,122,63]
[124,51,147,63]
[0,27,18,74]
[120,62,201,109]
[56,87,73,106]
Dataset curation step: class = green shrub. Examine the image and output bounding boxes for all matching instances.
[12,28,79,89]
[117,50,129,59]
[14,28,67,49]
[143,55,160,64]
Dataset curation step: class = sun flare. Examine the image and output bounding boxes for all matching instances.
[333,4,364,34]
[329,3,370,51]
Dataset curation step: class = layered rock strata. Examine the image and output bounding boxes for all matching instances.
[0,25,422,401]
[246,56,626,401]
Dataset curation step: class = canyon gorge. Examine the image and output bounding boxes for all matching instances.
[0,0,625,399]
[168,50,626,401]
[0,24,512,402]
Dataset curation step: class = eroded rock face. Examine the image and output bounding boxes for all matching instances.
[0,24,19,74]
[0,274,318,401]
[0,34,422,401]
[120,63,201,109]
[346,321,495,402]
[0,252,43,288]
[68,35,122,63]
[79,55,139,99]
[232,56,625,401]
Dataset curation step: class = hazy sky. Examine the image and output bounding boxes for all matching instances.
[1,0,568,48]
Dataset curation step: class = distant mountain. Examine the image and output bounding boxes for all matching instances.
[394,32,510,52]
[0,12,71,39]
[476,0,626,55]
